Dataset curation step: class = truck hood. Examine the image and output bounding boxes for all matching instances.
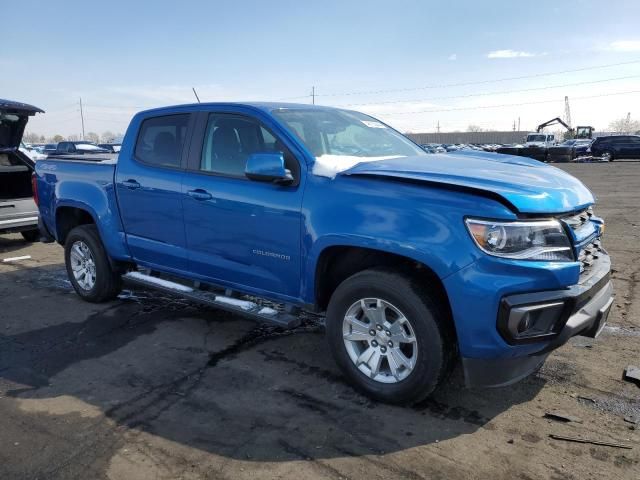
[0,99,44,149]
[339,153,595,214]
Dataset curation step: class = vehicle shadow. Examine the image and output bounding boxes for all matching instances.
[0,234,34,256]
[0,264,545,467]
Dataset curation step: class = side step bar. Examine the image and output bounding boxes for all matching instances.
[122,272,301,329]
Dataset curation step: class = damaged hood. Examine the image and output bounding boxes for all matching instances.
[340,152,595,214]
[0,99,44,150]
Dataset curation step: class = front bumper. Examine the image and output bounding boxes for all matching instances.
[461,254,613,388]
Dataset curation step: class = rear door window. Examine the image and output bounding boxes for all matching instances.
[134,114,190,168]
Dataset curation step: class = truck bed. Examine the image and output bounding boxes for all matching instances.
[35,157,120,242]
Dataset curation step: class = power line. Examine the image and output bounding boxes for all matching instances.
[373,89,640,116]
[330,74,640,107]
[312,59,640,98]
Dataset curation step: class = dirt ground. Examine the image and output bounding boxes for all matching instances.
[0,161,638,480]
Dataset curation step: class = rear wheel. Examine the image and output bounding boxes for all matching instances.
[64,224,122,302]
[326,269,455,405]
[21,229,40,242]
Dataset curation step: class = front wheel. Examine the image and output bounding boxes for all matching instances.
[601,150,614,162]
[326,269,455,405]
[64,224,122,302]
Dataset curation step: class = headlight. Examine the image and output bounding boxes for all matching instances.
[465,218,573,261]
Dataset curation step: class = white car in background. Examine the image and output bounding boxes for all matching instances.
[20,142,47,161]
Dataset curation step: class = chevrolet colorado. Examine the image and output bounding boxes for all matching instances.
[34,103,613,404]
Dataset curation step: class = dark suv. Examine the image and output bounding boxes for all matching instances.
[589,135,640,161]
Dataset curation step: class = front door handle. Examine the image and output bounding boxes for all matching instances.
[122,179,141,190]
[187,189,213,201]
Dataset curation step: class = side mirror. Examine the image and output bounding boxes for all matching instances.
[245,152,294,185]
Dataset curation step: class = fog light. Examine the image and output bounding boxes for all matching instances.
[517,314,532,334]
[505,301,566,341]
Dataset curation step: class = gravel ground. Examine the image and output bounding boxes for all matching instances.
[0,161,638,480]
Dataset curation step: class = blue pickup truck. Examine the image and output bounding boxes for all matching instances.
[34,103,613,404]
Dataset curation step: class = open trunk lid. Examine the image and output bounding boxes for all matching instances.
[0,99,44,150]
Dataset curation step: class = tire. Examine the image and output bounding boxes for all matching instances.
[496,147,521,156]
[519,147,547,161]
[64,224,122,302]
[326,268,455,405]
[601,150,614,162]
[21,229,40,242]
[547,154,572,163]
[548,146,573,155]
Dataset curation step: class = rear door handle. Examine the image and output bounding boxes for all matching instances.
[187,189,213,201]
[122,179,141,190]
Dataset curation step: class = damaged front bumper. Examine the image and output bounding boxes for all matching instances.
[462,252,613,388]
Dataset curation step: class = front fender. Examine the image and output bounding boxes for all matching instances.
[300,175,517,304]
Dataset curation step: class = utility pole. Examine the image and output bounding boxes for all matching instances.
[512,120,516,131]
[436,120,440,133]
[79,97,85,140]
[311,86,315,105]
[517,117,521,131]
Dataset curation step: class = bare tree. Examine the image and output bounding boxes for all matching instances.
[23,132,41,143]
[52,135,64,143]
[609,116,640,134]
[466,125,484,132]
[101,130,115,143]
[85,132,100,143]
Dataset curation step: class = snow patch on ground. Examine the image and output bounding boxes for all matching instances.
[312,155,403,179]
[124,272,194,292]
[214,296,257,311]
[257,306,278,316]
[2,255,32,263]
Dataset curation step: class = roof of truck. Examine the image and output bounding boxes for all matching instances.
[137,102,346,116]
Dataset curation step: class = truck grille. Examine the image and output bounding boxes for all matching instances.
[578,239,604,274]
[562,206,604,278]
[564,207,595,238]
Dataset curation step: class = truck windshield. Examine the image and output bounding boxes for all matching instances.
[527,135,547,142]
[272,108,426,163]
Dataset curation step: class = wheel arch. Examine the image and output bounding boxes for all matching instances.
[55,203,98,245]
[312,244,457,343]
[52,197,130,262]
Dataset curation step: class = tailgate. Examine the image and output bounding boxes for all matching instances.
[0,197,38,229]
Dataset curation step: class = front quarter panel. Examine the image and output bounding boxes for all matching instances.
[301,174,517,303]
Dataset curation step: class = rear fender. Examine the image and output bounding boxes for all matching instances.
[53,181,129,260]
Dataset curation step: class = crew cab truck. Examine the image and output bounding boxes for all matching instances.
[34,103,613,404]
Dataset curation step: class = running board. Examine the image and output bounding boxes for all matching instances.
[122,272,301,329]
